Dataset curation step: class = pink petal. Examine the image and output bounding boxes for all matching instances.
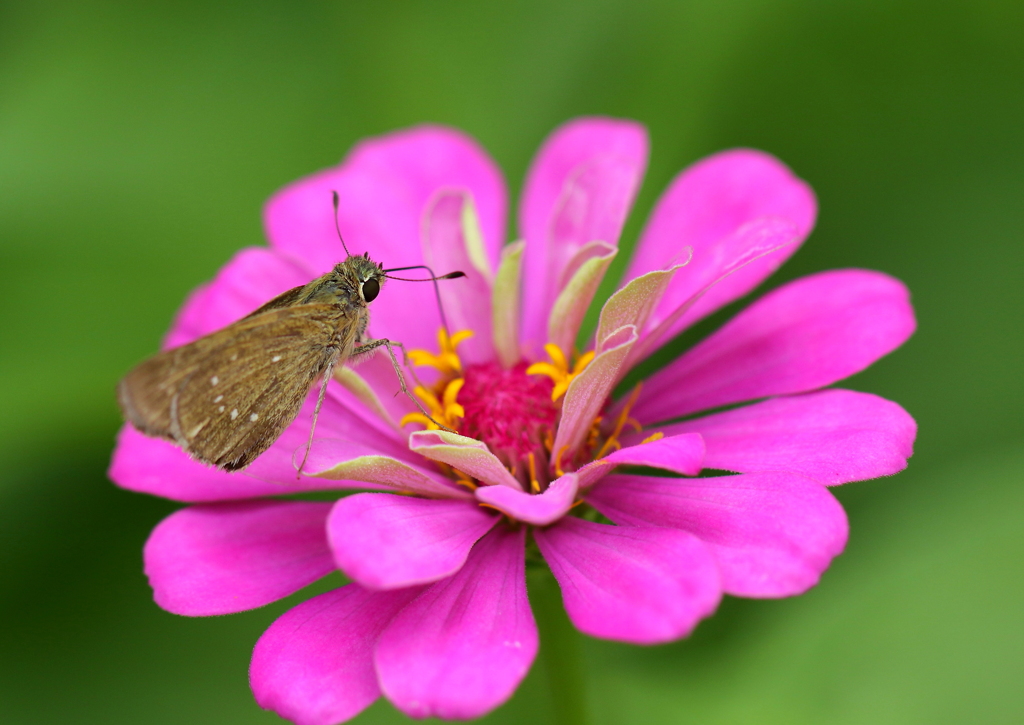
[110,425,375,503]
[631,269,916,425]
[303,438,471,500]
[628,217,803,365]
[328,494,498,590]
[519,118,648,355]
[640,389,916,485]
[551,324,638,459]
[251,584,423,725]
[144,501,334,616]
[575,432,705,489]
[334,346,417,432]
[264,126,506,353]
[110,390,414,502]
[587,472,849,597]
[474,474,579,526]
[409,430,523,490]
[624,148,816,330]
[534,517,720,644]
[421,190,494,364]
[375,525,536,720]
[163,247,312,349]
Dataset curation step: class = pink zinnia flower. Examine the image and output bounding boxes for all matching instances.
[110,118,917,723]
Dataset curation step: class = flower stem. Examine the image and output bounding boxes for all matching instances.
[529,566,591,725]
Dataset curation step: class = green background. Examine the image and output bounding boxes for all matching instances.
[2,1,1022,723]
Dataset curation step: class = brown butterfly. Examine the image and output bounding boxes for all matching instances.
[118,191,463,473]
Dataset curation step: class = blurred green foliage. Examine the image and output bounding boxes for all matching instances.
[1,1,1022,723]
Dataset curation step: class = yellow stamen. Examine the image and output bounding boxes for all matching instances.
[526,344,596,401]
[641,431,664,444]
[452,468,478,490]
[398,412,436,429]
[414,385,442,412]
[399,379,465,431]
[554,445,569,478]
[527,452,540,493]
[595,382,643,460]
[442,377,465,418]
[407,328,474,376]
[542,428,554,454]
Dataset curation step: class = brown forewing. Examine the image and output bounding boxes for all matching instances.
[118,304,345,471]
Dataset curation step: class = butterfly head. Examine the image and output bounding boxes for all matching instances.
[337,252,385,305]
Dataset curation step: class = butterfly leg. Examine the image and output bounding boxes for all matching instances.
[296,354,339,479]
[352,338,456,434]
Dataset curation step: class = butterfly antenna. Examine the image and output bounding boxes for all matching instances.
[383,265,466,334]
[331,191,352,257]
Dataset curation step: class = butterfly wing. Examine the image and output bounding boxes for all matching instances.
[242,283,309,319]
[119,304,346,471]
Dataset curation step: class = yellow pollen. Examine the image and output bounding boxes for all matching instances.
[595,382,644,460]
[526,344,596,401]
[641,431,664,444]
[527,452,540,493]
[407,328,474,377]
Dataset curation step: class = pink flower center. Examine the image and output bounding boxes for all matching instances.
[458,361,557,470]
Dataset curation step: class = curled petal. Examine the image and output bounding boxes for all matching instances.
[421,191,495,364]
[409,429,523,490]
[475,474,579,526]
[588,472,848,598]
[303,439,471,499]
[595,251,691,349]
[328,494,498,589]
[534,517,721,643]
[575,433,705,489]
[641,389,916,485]
[492,240,526,367]
[264,125,506,353]
[546,241,617,355]
[375,525,536,720]
[628,217,802,365]
[251,584,422,725]
[144,501,334,616]
[520,118,648,353]
[551,325,638,459]
[624,148,815,325]
[630,269,916,425]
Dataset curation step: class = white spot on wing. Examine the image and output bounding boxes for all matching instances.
[218,406,225,413]
[230,409,238,420]
[210,376,219,385]
[271,355,282,362]
[250,413,259,422]
[213,395,223,403]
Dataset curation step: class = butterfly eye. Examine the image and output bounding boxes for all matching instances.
[361,278,380,302]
